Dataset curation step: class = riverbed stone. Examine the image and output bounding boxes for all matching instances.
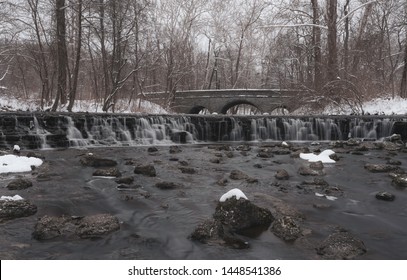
[275,169,290,180]
[76,214,120,238]
[271,216,302,242]
[298,166,322,176]
[7,178,33,190]
[390,173,407,188]
[0,200,37,223]
[32,215,73,240]
[257,149,273,158]
[169,145,182,154]
[115,176,135,185]
[179,167,196,174]
[364,164,402,173]
[230,170,249,180]
[375,191,395,201]
[93,168,122,177]
[134,164,156,177]
[271,148,291,155]
[309,161,324,171]
[387,159,402,166]
[147,146,159,153]
[346,138,361,146]
[155,181,183,190]
[316,231,367,259]
[32,214,120,240]
[80,154,117,167]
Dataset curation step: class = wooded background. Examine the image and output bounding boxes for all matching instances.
[0,0,406,112]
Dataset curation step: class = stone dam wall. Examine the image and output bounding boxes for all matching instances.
[0,112,406,150]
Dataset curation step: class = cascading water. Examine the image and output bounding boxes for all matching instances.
[0,113,405,149]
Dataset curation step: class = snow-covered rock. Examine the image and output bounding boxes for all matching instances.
[219,188,248,202]
[0,195,24,201]
[300,149,336,163]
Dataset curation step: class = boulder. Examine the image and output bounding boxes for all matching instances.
[190,197,274,249]
[7,178,33,190]
[213,197,274,234]
[316,231,367,259]
[93,168,122,177]
[134,164,156,177]
[0,200,37,223]
[80,154,117,167]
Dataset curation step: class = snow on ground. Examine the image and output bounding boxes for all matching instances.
[0,154,43,174]
[319,96,407,115]
[0,94,168,114]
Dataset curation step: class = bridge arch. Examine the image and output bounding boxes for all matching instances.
[221,100,261,114]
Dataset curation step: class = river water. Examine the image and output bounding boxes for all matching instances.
[1,142,406,260]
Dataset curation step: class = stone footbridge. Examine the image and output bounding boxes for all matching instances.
[144,89,301,114]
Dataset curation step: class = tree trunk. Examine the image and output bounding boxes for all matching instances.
[311,0,322,91]
[67,0,83,112]
[401,43,407,98]
[52,0,68,111]
[343,0,350,77]
[327,0,338,82]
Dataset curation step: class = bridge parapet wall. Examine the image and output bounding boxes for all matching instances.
[144,89,301,114]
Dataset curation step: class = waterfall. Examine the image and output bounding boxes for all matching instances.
[0,113,404,149]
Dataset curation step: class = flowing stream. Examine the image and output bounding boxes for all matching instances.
[0,113,406,259]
